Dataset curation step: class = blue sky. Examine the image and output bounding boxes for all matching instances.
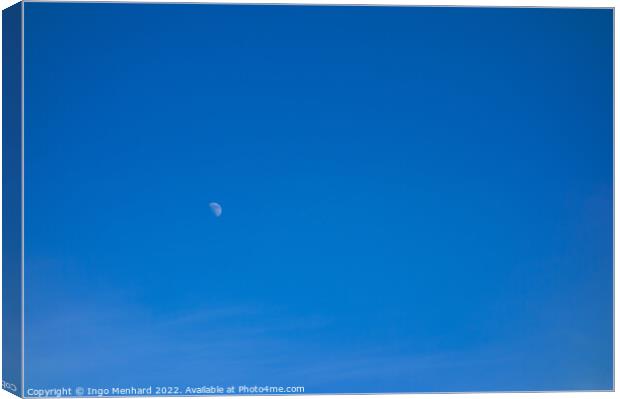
[24,4,612,393]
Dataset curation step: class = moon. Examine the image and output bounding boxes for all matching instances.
[209,202,222,217]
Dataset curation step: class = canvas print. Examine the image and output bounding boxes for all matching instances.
[2,2,614,396]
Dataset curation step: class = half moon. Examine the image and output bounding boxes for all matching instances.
[209,202,222,217]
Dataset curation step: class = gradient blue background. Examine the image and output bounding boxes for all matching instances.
[23,4,612,393]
